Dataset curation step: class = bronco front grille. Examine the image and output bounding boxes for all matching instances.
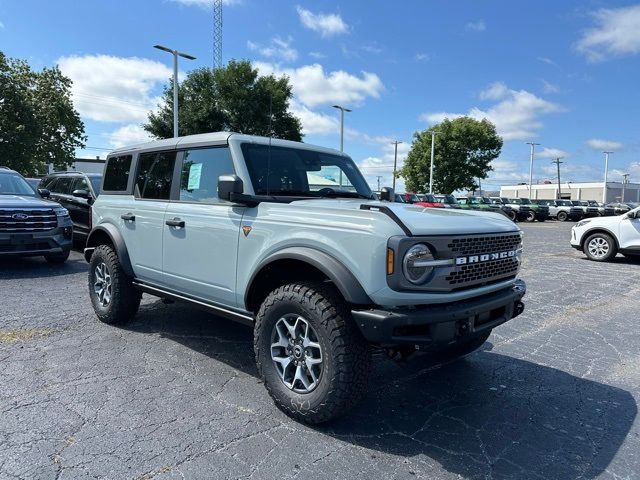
[447,233,522,256]
[0,209,57,232]
[446,258,519,286]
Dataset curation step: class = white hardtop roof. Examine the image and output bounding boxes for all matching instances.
[109,131,346,158]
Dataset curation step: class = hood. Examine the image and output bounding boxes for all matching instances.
[289,199,519,235]
[0,194,60,209]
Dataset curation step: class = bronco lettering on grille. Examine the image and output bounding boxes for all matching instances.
[455,250,516,265]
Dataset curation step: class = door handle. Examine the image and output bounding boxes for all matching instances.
[121,213,135,222]
[165,218,185,228]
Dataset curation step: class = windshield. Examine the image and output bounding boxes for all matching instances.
[520,198,532,205]
[89,176,102,194]
[423,194,438,203]
[0,173,36,196]
[557,200,571,206]
[466,197,479,204]
[479,197,492,204]
[508,198,522,204]
[241,143,372,199]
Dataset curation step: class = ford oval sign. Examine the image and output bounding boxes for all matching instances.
[11,213,29,220]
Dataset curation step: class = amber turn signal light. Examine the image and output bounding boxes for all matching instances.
[386,248,395,275]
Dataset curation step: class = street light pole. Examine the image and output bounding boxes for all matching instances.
[526,142,540,199]
[376,176,382,192]
[391,140,402,191]
[154,44,196,138]
[602,151,613,203]
[551,157,564,199]
[621,173,630,202]
[429,131,438,194]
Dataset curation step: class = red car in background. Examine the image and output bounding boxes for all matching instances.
[397,192,445,208]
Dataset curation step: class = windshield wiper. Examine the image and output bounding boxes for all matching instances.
[316,190,372,199]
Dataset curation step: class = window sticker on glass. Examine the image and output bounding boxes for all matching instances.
[187,163,203,190]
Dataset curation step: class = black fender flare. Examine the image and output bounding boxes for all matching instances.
[245,246,372,308]
[84,224,134,277]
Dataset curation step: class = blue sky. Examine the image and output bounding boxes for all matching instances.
[1,0,639,191]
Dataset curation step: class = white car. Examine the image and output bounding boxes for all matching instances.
[570,207,640,261]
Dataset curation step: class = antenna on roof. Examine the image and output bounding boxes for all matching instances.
[266,93,273,196]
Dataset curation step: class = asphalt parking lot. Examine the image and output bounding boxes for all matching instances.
[1,222,639,480]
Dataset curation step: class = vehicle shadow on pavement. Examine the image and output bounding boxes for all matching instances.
[126,300,636,480]
[0,255,87,279]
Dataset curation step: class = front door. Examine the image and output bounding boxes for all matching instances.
[619,211,640,249]
[162,146,243,306]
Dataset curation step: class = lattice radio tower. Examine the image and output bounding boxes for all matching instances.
[213,0,223,69]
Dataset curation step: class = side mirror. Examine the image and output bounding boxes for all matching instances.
[379,187,394,202]
[627,211,638,219]
[72,189,91,199]
[218,174,244,201]
[37,188,50,198]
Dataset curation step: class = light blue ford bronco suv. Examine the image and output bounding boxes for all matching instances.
[84,132,526,424]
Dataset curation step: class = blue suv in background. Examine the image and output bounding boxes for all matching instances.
[0,166,73,263]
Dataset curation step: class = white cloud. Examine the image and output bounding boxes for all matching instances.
[575,4,640,62]
[296,5,349,37]
[537,147,569,159]
[541,79,560,94]
[466,20,486,32]
[537,56,557,66]
[309,51,326,59]
[0,20,4,29]
[289,101,338,135]
[420,83,563,141]
[415,53,430,61]
[480,81,508,100]
[109,124,153,148]
[362,44,383,54]
[357,142,411,192]
[254,62,383,108]
[586,138,623,151]
[247,37,298,62]
[58,55,171,123]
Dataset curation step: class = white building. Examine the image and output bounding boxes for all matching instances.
[48,157,106,175]
[500,181,640,203]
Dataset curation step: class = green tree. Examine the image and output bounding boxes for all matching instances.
[399,117,502,194]
[144,60,302,141]
[0,51,85,175]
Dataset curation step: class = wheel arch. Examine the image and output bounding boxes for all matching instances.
[84,224,134,277]
[581,227,620,250]
[244,247,372,313]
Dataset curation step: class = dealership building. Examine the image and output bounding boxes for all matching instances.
[499,181,640,203]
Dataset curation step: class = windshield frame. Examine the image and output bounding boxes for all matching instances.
[239,142,373,200]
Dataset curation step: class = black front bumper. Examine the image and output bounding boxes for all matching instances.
[0,227,73,257]
[351,279,526,347]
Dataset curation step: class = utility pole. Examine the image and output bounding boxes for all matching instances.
[526,142,540,199]
[376,176,382,192]
[429,131,438,194]
[391,140,402,191]
[621,173,630,202]
[602,151,613,203]
[333,105,352,187]
[153,45,196,138]
[551,157,564,199]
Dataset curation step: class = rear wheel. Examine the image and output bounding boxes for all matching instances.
[88,244,141,324]
[507,210,517,222]
[557,211,568,222]
[584,233,617,262]
[254,282,371,424]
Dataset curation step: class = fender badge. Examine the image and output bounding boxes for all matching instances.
[242,226,252,237]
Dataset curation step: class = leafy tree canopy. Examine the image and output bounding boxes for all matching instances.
[399,117,502,194]
[144,60,302,141]
[0,51,86,175]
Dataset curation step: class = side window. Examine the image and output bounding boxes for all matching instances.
[178,147,234,203]
[135,151,176,200]
[73,177,89,192]
[40,177,56,190]
[52,177,73,194]
[103,155,133,192]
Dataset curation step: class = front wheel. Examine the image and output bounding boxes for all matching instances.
[584,233,617,262]
[88,244,141,324]
[254,282,371,424]
[507,210,517,222]
[526,211,536,222]
[557,211,568,222]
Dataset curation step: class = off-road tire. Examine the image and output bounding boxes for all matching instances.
[254,282,371,424]
[439,330,491,361]
[507,210,517,222]
[526,211,536,222]
[557,211,568,222]
[88,244,141,324]
[44,249,70,264]
[583,232,617,262]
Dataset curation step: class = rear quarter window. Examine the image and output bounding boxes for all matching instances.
[103,155,133,192]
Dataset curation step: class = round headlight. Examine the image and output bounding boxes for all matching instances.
[402,243,434,284]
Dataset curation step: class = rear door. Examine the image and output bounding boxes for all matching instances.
[125,150,177,286]
[162,146,244,306]
[48,176,78,222]
[67,177,92,237]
